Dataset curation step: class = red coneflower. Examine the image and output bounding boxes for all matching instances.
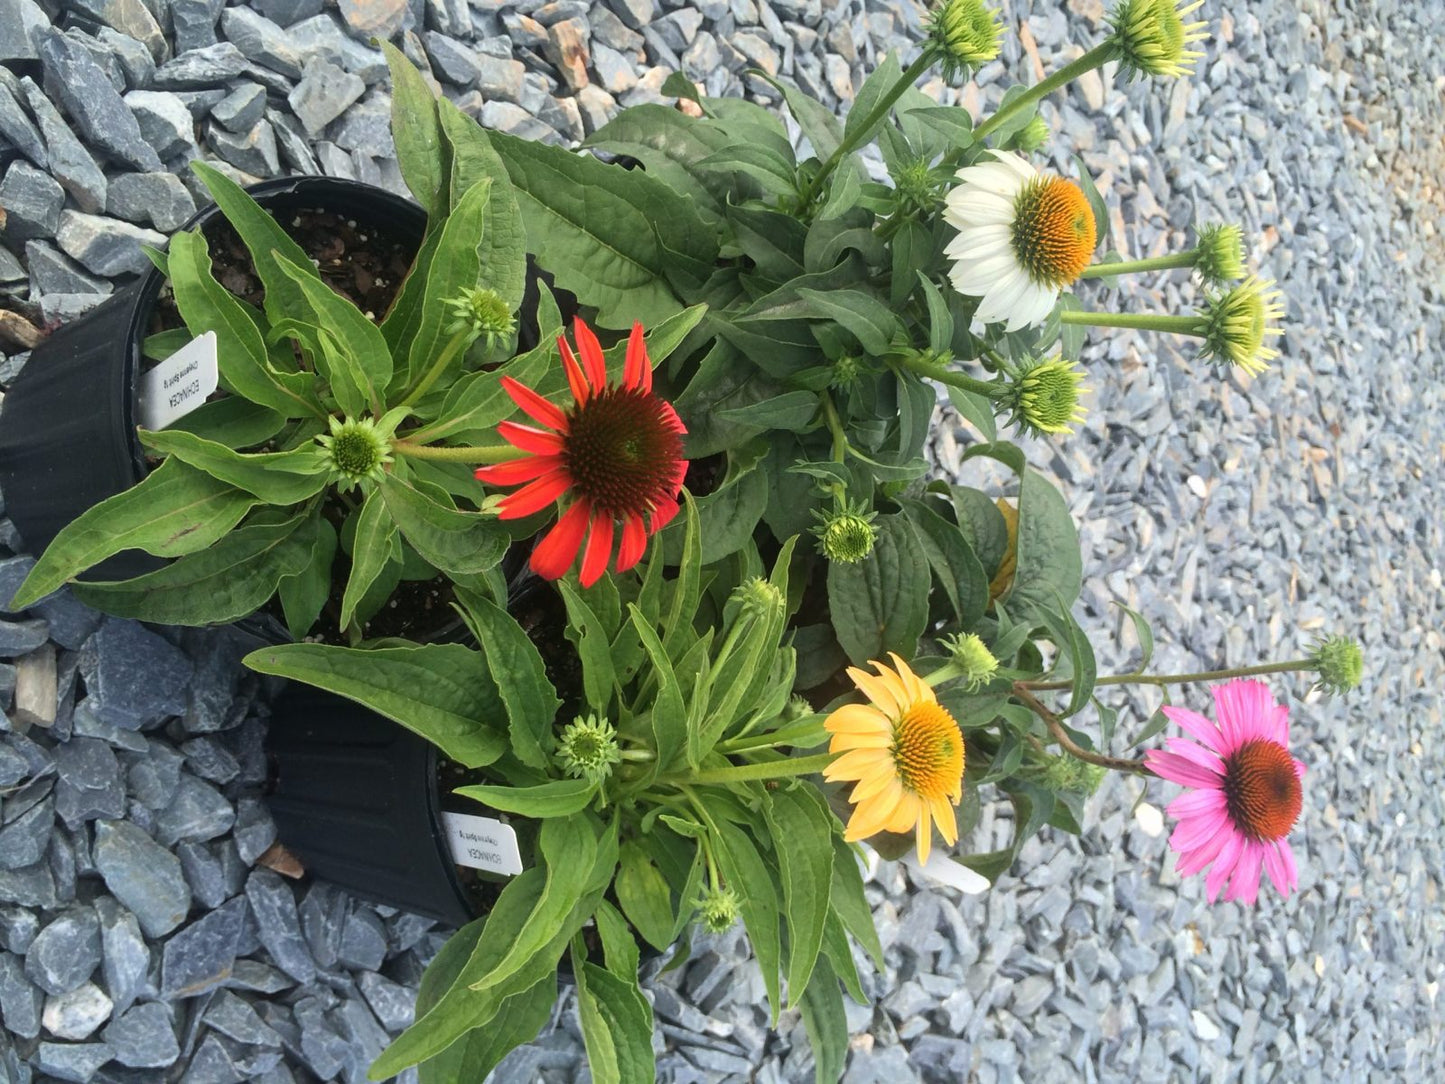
[476,317,687,587]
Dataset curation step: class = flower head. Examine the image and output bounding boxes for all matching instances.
[811,500,878,564]
[695,884,741,934]
[1010,114,1051,153]
[1309,635,1363,696]
[1144,680,1305,904]
[475,318,688,587]
[1001,356,1089,436]
[928,0,1004,83]
[824,653,965,865]
[443,286,517,349]
[1108,0,1208,80]
[944,151,1097,331]
[1194,275,1285,376]
[556,714,621,785]
[940,632,999,691]
[316,415,391,489]
[1193,223,1246,286]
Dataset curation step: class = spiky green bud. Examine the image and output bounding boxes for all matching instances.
[940,632,1000,691]
[1041,755,1107,795]
[928,0,1004,83]
[1107,0,1208,80]
[317,416,391,489]
[1309,636,1363,696]
[696,884,741,934]
[1010,114,1051,153]
[1193,223,1246,286]
[732,576,784,621]
[1194,275,1285,376]
[443,286,517,349]
[556,714,621,785]
[811,501,878,564]
[1001,357,1088,437]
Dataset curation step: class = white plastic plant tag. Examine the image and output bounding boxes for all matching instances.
[138,331,219,430]
[441,811,523,876]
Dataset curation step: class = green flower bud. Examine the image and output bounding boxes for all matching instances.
[830,354,867,392]
[1107,0,1208,81]
[928,0,1004,84]
[732,576,784,621]
[811,501,878,564]
[1001,357,1088,437]
[317,416,391,489]
[940,632,1000,691]
[1010,114,1051,153]
[1041,754,1107,795]
[783,694,813,721]
[895,158,941,214]
[1194,275,1285,377]
[695,884,741,934]
[556,714,621,785]
[1193,223,1246,286]
[443,286,517,349]
[1309,636,1363,696]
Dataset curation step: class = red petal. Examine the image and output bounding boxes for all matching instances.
[573,317,607,391]
[501,376,568,432]
[579,515,614,587]
[475,454,564,486]
[497,421,567,456]
[660,401,688,435]
[615,514,648,572]
[649,496,680,533]
[498,470,572,519]
[558,336,590,404]
[624,322,650,392]
[530,500,591,580]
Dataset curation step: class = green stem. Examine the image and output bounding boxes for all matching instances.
[974,42,1115,142]
[798,48,939,210]
[901,355,1002,399]
[1011,683,1148,775]
[718,723,830,754]
[1021,659,1315,692]
[672,753,835,786]
[1079,251,1198,279]
[398,329,472,411]
[1058,310,1202,334]
[391,441,525,464]
[821,393,847,464]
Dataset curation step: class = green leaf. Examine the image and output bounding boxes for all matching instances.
[137,428,327,505]
[164,230,318,418]
[271,254,392,414]
[899,104,975,150]
[1043,598,1097,718]
[381,41,444,216]
[378,473,509,576]
[946,383,999,442]
[917,273,956,357]
[949,486,1010,578]
[659,468,768,565]
[826,513,930,665]
[340,488,399,632]
[794,288,898,355]
[488,130,714,329]
[695,142,798,198]
[843,49,903,146]
[1113,602,1155,674]
[243,642,508,768]
[1133,708,1171,748]
[453,777,596,817]
[763,786,834,1005]
[755,73,842,160]
[557,580,617,711]
[582,104,742,223]
[616,841,676,952]
[629,605,687,775]
[167,397,287,448]
[10,459,258,608]
[898,497,989,627]
[454,590,559,770]
[712,816,782,1024]
[661,490,702,662]
[72,511,313,624]
[1074,153,1109,251]
[574,955,656,1084]
[830,837,884,970]
[1009,468,1083,616]
[799,953,848,1084]
[418,345,553,443]
[416,974,556,1084]
[278,513,337,639]
[593,899,640,979]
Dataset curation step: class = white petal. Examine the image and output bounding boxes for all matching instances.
[971,267,1030,325]
[988,149,1038,183]
[1007,282,1058,331]
[943,226,1010,262]
[903,850,991,895]
[987,273,1032,328]
[943,188,1013,226]
[950,251,1020,293]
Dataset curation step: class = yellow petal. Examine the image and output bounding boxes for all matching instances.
[850,764,904,803]
[915,814,932,866]
[887,652,935,706]
[931,794,959,845]
[824,747,891,782]
[884,792,923,834]
[847,666,902,718]
[824,704,891,737]
[844,781,905,839]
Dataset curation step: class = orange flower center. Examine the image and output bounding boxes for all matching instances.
[564,386,684,517]
[1222,739,1302,842]
[1010,176,1096,286]
[891,701,964,800]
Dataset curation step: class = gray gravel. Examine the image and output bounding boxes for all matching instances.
[1,0,1442,1081]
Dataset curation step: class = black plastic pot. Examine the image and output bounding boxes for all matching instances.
[0,176,428,579]
[264,684,487,928]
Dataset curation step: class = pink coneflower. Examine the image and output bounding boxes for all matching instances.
[1144,679,1305,904]
[475,318,687,588]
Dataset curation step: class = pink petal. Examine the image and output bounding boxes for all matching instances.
[1167,788,1227,820]
[1269,703,1291,746]
[1262,842,1293,896]
[1164,736,1226,774]
[1213,679,1275,750]
[1176,823,1233,876]
[1278,839,1299,892]
[529,500,591,580]
[1160,705,1226,753]
[1144,749,1224,790]
[1205,831,1245,902]
[1170,810,1228,853]
[1226,841,1265,905]
[579,515,614,588]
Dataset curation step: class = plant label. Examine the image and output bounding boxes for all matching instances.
[441,811,523,876]
[138,332,220,430]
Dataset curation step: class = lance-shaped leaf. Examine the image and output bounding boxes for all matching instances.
[799,952,848,1084]
[138,428,328,505]
[10,459,258,609]
[243,642,508,768]
[73,511,315,624]
[378,473,509,576]
[557,581,616,712]
[453,778,596,818]
[615,841,675,952]
[574,954,656,1084]
[763,785,834,1005]
[452,589,558,769]
[277,512,337,639]
[416,975,556,1084]
[340,488,399,631]
[712,814,782,1023]
[380,41,445,217]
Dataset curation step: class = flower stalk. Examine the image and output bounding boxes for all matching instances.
[973,42,1114,142]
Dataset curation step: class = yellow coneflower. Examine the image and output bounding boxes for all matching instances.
[823,654,965,864]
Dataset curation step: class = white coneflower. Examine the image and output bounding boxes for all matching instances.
[943,150,1098,332]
